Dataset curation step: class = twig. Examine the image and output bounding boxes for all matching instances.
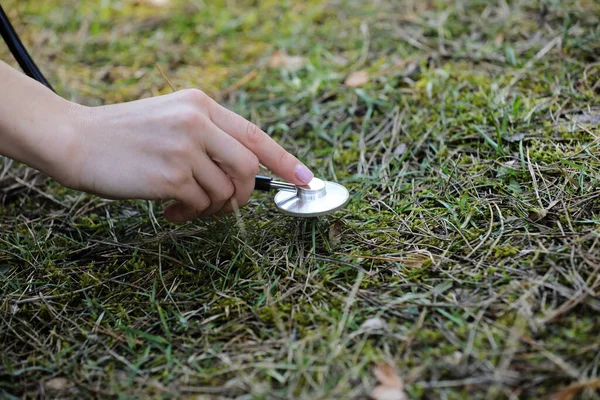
[219,70,258,98]
[154,63,176,92]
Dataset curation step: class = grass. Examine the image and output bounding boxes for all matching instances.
[1,0,600,398]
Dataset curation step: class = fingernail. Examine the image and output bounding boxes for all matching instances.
[294,164,314,184]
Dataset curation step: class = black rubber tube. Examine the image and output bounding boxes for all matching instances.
[0,4,54,92]
[254,175,273,191]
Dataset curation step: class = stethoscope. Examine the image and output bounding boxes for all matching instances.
[0,5,349,217]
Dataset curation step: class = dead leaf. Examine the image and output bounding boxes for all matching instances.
[360,317,388,332]
[268,50,307,71]
[505,132,525,142]
[328,220,344,249]
[45,377,71,391]
[371,59,418,80]
[568,110,600,125]
[549,378,600,400]
[402,253,429,268]
[394,143,407,156]
[528,208,548,222]
[131,0,170,6]
[371,363,408,400]
[332,54,349,66]
[345,70,369,87]
[559,107,600,127]
[374,363,403,388]
[372,386,408,400]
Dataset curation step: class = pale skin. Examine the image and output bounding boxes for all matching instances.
[0,60,314,222]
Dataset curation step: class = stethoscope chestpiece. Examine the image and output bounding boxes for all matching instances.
[254,175,349,217]
[274,178,349,217]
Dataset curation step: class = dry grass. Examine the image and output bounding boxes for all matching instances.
[1,0,600,398]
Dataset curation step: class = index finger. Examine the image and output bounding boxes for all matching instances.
[208,101,314,185]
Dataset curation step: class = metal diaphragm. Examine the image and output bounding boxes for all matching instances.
[273,178,349,217]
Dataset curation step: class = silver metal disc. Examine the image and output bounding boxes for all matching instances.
[274,179,349,217]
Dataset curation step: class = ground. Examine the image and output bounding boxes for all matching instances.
[1,0,600,399]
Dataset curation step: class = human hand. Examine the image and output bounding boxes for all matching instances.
[62,89,313,222]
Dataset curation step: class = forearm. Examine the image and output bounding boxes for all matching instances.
[0,60,313,221]
[0,60,79,184]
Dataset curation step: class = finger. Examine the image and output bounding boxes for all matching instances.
[220,195,242,216]
[164,202,197,223]
[204,123,260,180]
[203,126,258,215]
[207,102,314,185]
[193,155,234,216]
[219,172,255,215]
[164,183,211,222]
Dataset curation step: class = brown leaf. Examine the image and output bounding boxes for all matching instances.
[268,50,307,71]
[360,317,388,332]
[332,54,349,66]
[345,70,369,87]
[567,109,600,125]
[131,0,170,6]
[328,220,344,249]
[45,377,71,391]
[371,363,408,400]
[372,386,408,400]
[374,363,404,389]
[402,253,429,268]
[394,143,407,156]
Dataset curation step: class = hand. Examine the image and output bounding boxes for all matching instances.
[62,89,314,222]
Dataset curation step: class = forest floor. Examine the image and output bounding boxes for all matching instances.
[1,0,600,398]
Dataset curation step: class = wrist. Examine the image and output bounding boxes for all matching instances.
[0,61,87,190]
[9,95,86,190]
[38,99,88,189]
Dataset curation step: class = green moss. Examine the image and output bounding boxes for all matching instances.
[492,245,519,259]
[1,0,599,397]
